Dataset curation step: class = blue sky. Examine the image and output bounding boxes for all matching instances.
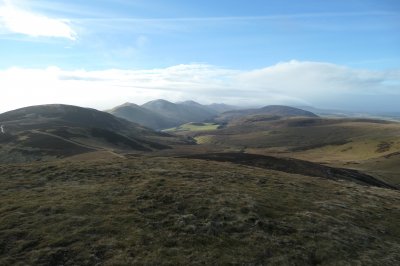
[0,0,399,112]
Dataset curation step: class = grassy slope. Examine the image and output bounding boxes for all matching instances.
[0,157,399,265]
[199,120,400,156]
[164,122,219,133]
[350,153,400,187]
[0,104,195,162]
[187,118,400,185]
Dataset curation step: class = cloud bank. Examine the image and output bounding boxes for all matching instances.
[0,2,76,39]
[0,61,399,113]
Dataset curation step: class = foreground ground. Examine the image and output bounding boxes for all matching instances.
[1,155,399,265]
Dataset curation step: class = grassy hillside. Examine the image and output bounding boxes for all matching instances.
[0,156,399,265]
[350,152,400,187]
[182,153,397,189]
[0,104,190,162]
[177,117,400,185]
[188,117,400,156]
[215,105,318,123]
[1,104,399,264]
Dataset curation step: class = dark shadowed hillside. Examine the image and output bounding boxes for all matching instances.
[182,152,397,189]
[108,102,177,130]
[0,104,190,162]
[142,99,217,125]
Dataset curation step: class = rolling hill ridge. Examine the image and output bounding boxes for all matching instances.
[215,105,319,123]
[0,104,189,162]
[110,99,227,130]
[109,100,317,130]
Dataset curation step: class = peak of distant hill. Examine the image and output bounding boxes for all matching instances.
[216,105,318,123]
[141,99,217,126]
[110,100,242,130]
[175,100,218,116]
[178,101,241,114]
[109,102,177,130]
[259,105,318,117]
[110,101,314,130]
[111,99,222,130]
[0,104,189,162]
[178,100,203,106]
[142,99,177,110]
[0,104,135,131]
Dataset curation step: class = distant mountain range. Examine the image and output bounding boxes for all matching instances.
[0,101,323,162]
[142,99,217,125]
[0,104,189,162]
[109,100,318,130]
[109,99,240,130]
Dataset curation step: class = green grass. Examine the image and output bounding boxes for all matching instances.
[194,135,215,144]
[0,156,399,265]
[164,122,219,132]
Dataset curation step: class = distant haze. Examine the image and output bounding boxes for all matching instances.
[0,61,399,114]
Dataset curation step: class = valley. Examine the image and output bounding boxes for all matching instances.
[0,101,399,265]
[162,107,400,187]
[2,0,398,264]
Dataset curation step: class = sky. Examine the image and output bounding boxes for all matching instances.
[0,0,399,113]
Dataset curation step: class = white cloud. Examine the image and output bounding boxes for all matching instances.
[0,2,76,40]
[236,60,400,100]
[0,61,399,113]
